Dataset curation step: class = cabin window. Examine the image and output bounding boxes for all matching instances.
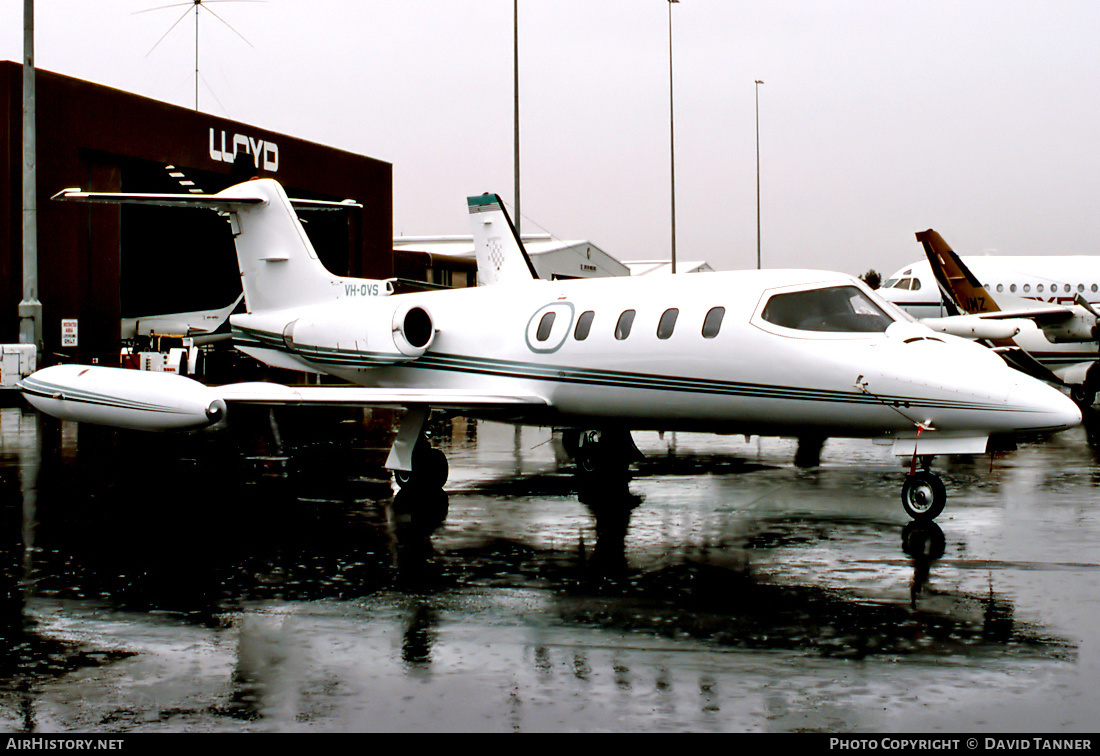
[1092,284,1098,293]
[702,307,725,338]
[1079,284,1086,293]
[1023,284,1031,293]
[574,310,594,340]
[1010,284,1017,293]
[657,308,679,339]
[615,310,636,340]
[1037,284,1045,293]
[1065,284,1072,293]
[761,285,893,333]
[536,312,556,341]
[996,284,1004,293]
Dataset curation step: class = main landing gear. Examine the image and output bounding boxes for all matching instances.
[393,441,449,491]
[387,408,451,535]
[1071,361,1100,410]
[387,408,449,493]
[563,428,640,489]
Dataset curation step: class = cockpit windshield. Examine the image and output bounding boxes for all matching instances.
[761,285,896,333]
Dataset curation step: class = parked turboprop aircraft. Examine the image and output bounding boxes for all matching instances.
[879,230,1100,406]
[18,180,1082,522]
[879,251,1100,320]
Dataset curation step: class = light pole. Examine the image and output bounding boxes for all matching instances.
[755,80,764,270]
[20,0,42,354]
[514,0,520,237]
[668,0,679,274]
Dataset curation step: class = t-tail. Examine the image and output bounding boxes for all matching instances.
[467,193,539,285]
[53,179,383,314]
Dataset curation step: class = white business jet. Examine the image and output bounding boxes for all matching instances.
[879,230,1100,406]
[19,179,1081,522]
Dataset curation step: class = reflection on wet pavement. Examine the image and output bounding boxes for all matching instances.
[1,404,1098,732]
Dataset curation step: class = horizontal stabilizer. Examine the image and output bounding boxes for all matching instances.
[52,188,361,211]
[52,188,266,210]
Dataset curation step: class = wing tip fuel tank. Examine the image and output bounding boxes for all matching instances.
[19,365,226,431]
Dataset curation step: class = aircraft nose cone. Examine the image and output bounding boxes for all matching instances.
[1051,389,1083,431]
[1017,379,1082,433]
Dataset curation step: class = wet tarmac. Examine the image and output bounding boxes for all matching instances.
[1,401,1099,733]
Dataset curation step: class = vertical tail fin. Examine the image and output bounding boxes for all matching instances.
[915,229,999,316]
[467,194,539,285]
[916,229,1064,384]
[220,179,343,311]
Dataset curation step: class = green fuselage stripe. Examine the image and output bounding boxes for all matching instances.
[230,326,1017,413]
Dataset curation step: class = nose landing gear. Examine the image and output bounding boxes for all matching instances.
[901,469,946,521]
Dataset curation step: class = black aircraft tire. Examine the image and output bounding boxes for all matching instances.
[901,471,946,522]
[393,445,449,491]
[419,446,449,490]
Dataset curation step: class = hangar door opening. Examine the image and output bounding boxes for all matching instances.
[119,160,360,324]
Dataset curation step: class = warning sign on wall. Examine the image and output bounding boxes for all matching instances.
[61,319,78,348]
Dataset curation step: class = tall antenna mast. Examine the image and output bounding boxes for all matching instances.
[138,0,261,112]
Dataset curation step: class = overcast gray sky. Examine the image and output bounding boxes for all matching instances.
[4,1,1100,277]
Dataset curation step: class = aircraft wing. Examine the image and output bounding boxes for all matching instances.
[970,306,1073,321]
[214,382,548,411]
[18,364,548,432]
[989,346,1067,386]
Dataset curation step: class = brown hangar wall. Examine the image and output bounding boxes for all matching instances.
[0,61,392,361]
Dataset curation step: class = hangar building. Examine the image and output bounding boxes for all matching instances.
[394,234,629,286]
[1,61,392,364]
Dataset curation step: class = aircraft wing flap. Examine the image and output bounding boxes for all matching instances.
[214,382,548,410]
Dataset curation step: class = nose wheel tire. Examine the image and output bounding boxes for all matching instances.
[901,470,946,521]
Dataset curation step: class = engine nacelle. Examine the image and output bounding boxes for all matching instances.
[19,365,225,431]
[392,303,435,358]
[1038,311,1099,343]
[277,300,436,365]
[922,316,1024,341]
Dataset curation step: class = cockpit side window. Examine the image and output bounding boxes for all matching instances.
[761,285,894,333]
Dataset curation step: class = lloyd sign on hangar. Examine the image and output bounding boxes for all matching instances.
[0,60,391,362]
